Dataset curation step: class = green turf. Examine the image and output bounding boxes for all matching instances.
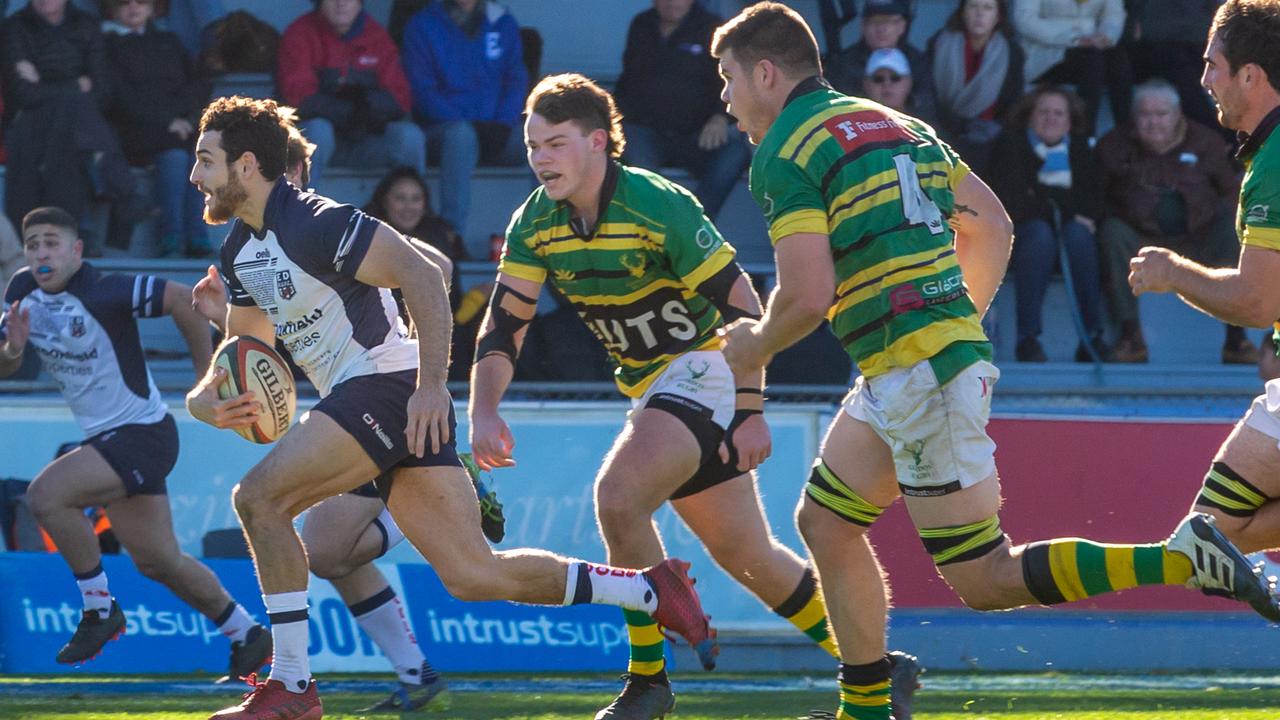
[2,674,1279,719]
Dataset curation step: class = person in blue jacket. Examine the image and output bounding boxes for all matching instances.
[401,0,527,243]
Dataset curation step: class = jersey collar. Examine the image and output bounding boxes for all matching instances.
[1237,103,1280,161]
[567,159,621,240]
[254,179,291,240]
[783,75,834,110]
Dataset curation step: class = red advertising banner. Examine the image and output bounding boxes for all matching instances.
[869,417,1248,610]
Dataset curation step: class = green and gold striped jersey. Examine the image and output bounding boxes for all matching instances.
[499,162,736,397]
[1234,106,1280,353]
[749,78,990,386]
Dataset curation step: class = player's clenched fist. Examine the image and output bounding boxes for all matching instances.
[469,410,516,471]
[718,318,771,376]
[1128,246,1182,296]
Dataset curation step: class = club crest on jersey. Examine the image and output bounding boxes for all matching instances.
[276,270,296,301]
[1247,204,1270,224]
[68,315,86,337]
[620,252,648,279]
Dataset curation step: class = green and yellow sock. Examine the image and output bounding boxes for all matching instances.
[1022,539,1194,604]
[836,657,892,720]
[623,609,666,677]
[772,567,839,657]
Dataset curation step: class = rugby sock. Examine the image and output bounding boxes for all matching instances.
[264,590,311,694]
[564,562,658,613]
[74,563,112,618]
[372,508,405,558]
[836,657,893,719]
[773,567,839,657]
[622,609,666,677]
[349,586,435,685]
[213,601,255,645]
[1022,540,1194,605]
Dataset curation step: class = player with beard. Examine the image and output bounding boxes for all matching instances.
[0,206,272,677]
[1130,0,1280,573]
[184,96,715,720]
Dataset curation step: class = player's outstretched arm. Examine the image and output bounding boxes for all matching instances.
[356,224,452,457]
[720,233,834,376]
[185,304,272,429]
[1130,245,1280,328]
[164,280,214,378]
[950,172,1014,318]
[0,301,30,378]
[469,273,540,471]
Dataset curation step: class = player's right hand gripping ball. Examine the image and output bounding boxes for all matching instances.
[214,336,296,443]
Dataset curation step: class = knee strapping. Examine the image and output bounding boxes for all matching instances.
[805,460,885,527]
[919,515,1006,566]
[1197,461,1271,518]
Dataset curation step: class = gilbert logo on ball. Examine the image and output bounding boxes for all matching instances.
[213,336,297,443]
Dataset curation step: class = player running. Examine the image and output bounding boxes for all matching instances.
[184,96,714,720]
[468,73,918,720]
[0,206,271,677]
[710,4,1280,719]
[1129,1,1280,560]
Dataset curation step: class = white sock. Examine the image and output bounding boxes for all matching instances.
[373,507,405,557]
[350,587,428,684]
[214,601,255,645]
[564,562,658,613]
[264,590,311,694]
[75,564,112,618]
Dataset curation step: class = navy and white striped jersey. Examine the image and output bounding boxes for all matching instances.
[1,264,168,436]
[220,181,418,397]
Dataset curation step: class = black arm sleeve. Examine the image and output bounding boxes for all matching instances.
[474,282,538,365]
[696,261,760,324]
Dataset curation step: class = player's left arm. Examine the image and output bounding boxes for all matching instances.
[163,280,214,378]
[1130,245,1280,328]
[950,171,1014,318]
[355,223,453,457]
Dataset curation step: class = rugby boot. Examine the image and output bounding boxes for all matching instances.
[209,674,322,720]
[460,452,506,543]
[595,673,676,719]
[56,599,126,664]
[888,650,924,720]
[1168,512,1280,621]
[644,559,718,670]
[220,624,273,683]
[357,675,450,713]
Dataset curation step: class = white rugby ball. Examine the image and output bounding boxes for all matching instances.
[214,335,296,443]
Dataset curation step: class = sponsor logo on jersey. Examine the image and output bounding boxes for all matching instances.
[69,316,86,338]
[275,307,324,336]
[824,111,918,153]
[276,270,296,301]
[1247,204,1271,224]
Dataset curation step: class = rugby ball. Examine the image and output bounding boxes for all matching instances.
[214,336,296,444]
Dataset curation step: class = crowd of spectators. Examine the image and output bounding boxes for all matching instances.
[0,0,1258,377]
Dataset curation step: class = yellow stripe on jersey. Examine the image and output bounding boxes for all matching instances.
[836,246,956,299]
[1242,224,1280,251]
[530,223,666,256]
[832,253,961,317]
[856,316,988,379]
[681,245,736,289]
[562,279,686,306]
[497,259,547,284]
[770,209,829,242]
[778,105,851,160]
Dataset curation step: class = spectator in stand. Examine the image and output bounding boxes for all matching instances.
[402,0,527,241]
[1097,79,1252,364]
[827,0,933,117]
[278,0,425,190]
[1014,0,1131,136]
[927,0,1024,175]
[362,166,483,381]
[0,212,21,287]
[861,47,934,123]
[1,0,148,255]
[1122,0,1220,133]
[614,0,751,221]
[101,0,211,258]
[155,0,226,58]
[990,85,1106,363]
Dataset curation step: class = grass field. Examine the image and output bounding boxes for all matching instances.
[3,673,1280,719]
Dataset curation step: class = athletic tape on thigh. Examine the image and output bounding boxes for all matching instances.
[805,460,886,527]
[1197,461,1271,518]
[918,515,1006,566]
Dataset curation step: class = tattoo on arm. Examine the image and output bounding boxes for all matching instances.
[954,203,979,218]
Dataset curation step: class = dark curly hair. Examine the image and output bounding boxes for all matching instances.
[198,96,290,180]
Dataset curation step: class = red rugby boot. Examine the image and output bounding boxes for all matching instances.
[209,674,322,720]
[644,559,718,670]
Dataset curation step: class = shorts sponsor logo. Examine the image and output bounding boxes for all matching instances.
[904,438,934,482]
[362,413,395,450]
